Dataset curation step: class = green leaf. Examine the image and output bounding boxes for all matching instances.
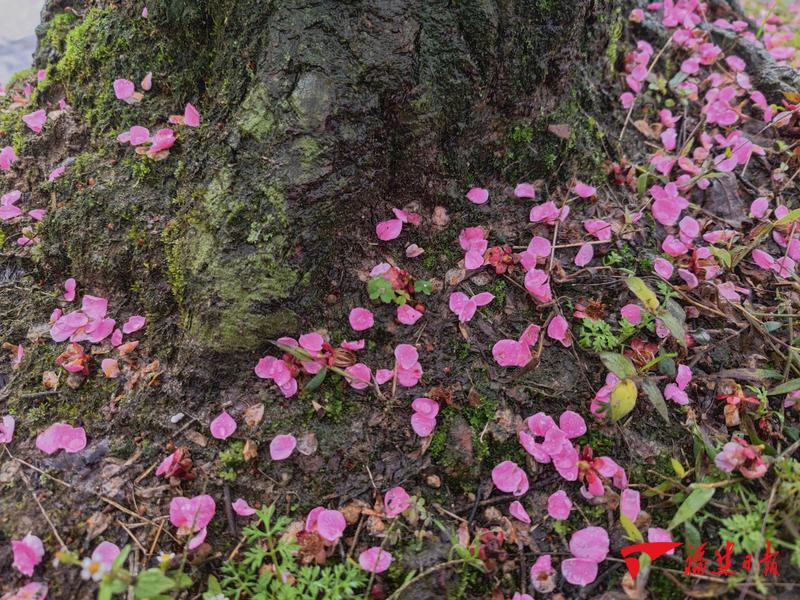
[684,521,702,548]
[610,378,638,421]
[626,277,660,311]
[775,207,800,226]
[641,378,669,423]
[658,310,687,347]
[710,246,732,268]
[637,172,648,197]
[414,279,433,295]
[768,378,800,396]
[670,458,686,479]
[304,367,328,391]
[113,545,131,569]
[598,352,637,379]
[620,513,644,542]
[134,569,175,599]
[668,487,715,530]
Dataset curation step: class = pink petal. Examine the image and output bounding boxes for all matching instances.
[129,125,150,145]
[269,434,297,460]
[184,103,200,127]
[101,358,120,378]
[546,315,571,347]
[411,413,436,437]
[358,547,392,573]
[620,303,642,324]
[574,181,596,198]
[111,328,123,347]
[375,369,393,384]
[349,307,374,331]
[527,236,551,257]
[384,487,412,518]
[316,509,346,542]
[0,415,15,444]
[675,364,692,389]
[569,526,609,562]
[345,363,371,390]
[492,339,530,367]
[750,197,769,219]
[209,411,237,440]
[558,411,586,438]
[91,542,121,570]
[405,243,424,258]
[122,315,146,334]
[491,460,529,496]
[341,339,364,350]
[141,72,153,91]
[519,324,541,347]
[466,187,489,204]
[620,488,641,522]
[561,558,599,586]
[35,423,87,454]
[63,278,76,302]
[647,527,676,555]
[232,498,257,516]
[654,258,674,279]
[376,218,403,241]
[524,269,552,303]
[394,343,418,370]
[574,243,594,267]
[509,500,531,523]
[547,490,573,520]
[12,534,44,576]
[22,109,46,133]
[299,332,324,353]
[397,304,423,325]
[113,79,135,100]
[514,183,536,199]
[81,295,108,320]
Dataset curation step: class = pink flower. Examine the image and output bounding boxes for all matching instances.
[410,397,439,437]
[12,534,44,576]
[63,278,76,302]
[561,527,609,585]
[397,304,422,325]
[184,103,200,127]
[305,507,346,542]
[620,304,641,325]
[0,146,18,171]
[530,555,556,593]
[574,243,593,267]
[448,291,494,322]
[169,495,215,549]
[547,315,571,347]
[491,460,529,496]
[210,411,237,440]
[269,434,297,460]
[509,500,531,523]
[0,415,15,444]
[232,498,257,516]
[574,181,596,198]
[715,437,767,479]
[547,490,572,520]
[620,489,640,522]
[349,307,374,331]
[466,187,489,204]
[122,314,146,334]
[22,110,46,133]
[514,183,536,199]
[384,486,412,517]
[113,79,135,100]
[35,423,87,454]
[92,541,121,570]
[524,268,552,303]
[358,547,392,573]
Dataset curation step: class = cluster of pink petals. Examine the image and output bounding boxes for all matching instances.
[491,460,529,496]
[529,201,568,225]
[518,411,584,480]
[117,125,151,146]
[169,103,201,128]
[375,344,423,388]
[561,527,609,585]
[210,410,237,440]
[459,226,488,269]
[664,364,692,405]
[448,291,493,322]
[358,547,392,573]
[22,110,46,133]
[410,397,439,437]
[376,208,420,241]
[50,294,115,344]
[0,415,15,444]
[492,324,540,367]
[752,248,796,279]
[12,534,44,576]
[0,191,23,221]
[169,494,215,550]
[384,486,412,517]
[518,235,550,270]
[35,423,87,454]
[715,437,767,479]
[650,182,688,226]
[269,434,297,460]
[524,268,552,303]
[305,507,346,542]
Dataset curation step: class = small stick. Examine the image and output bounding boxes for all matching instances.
[223,483,237,536]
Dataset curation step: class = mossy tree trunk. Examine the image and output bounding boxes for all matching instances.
[27,0,621,379]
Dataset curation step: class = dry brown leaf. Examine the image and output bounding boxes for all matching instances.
[547,123,572,139]
[244,403,265,429]
[42,370,59,389]
[184,430,208,447]
[243,439,258,461]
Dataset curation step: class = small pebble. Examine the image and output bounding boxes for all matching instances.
[170,412,185,424]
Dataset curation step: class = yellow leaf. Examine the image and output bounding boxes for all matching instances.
[625,277,659,311]
[671,458,686,478]
[610,379,638,421]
